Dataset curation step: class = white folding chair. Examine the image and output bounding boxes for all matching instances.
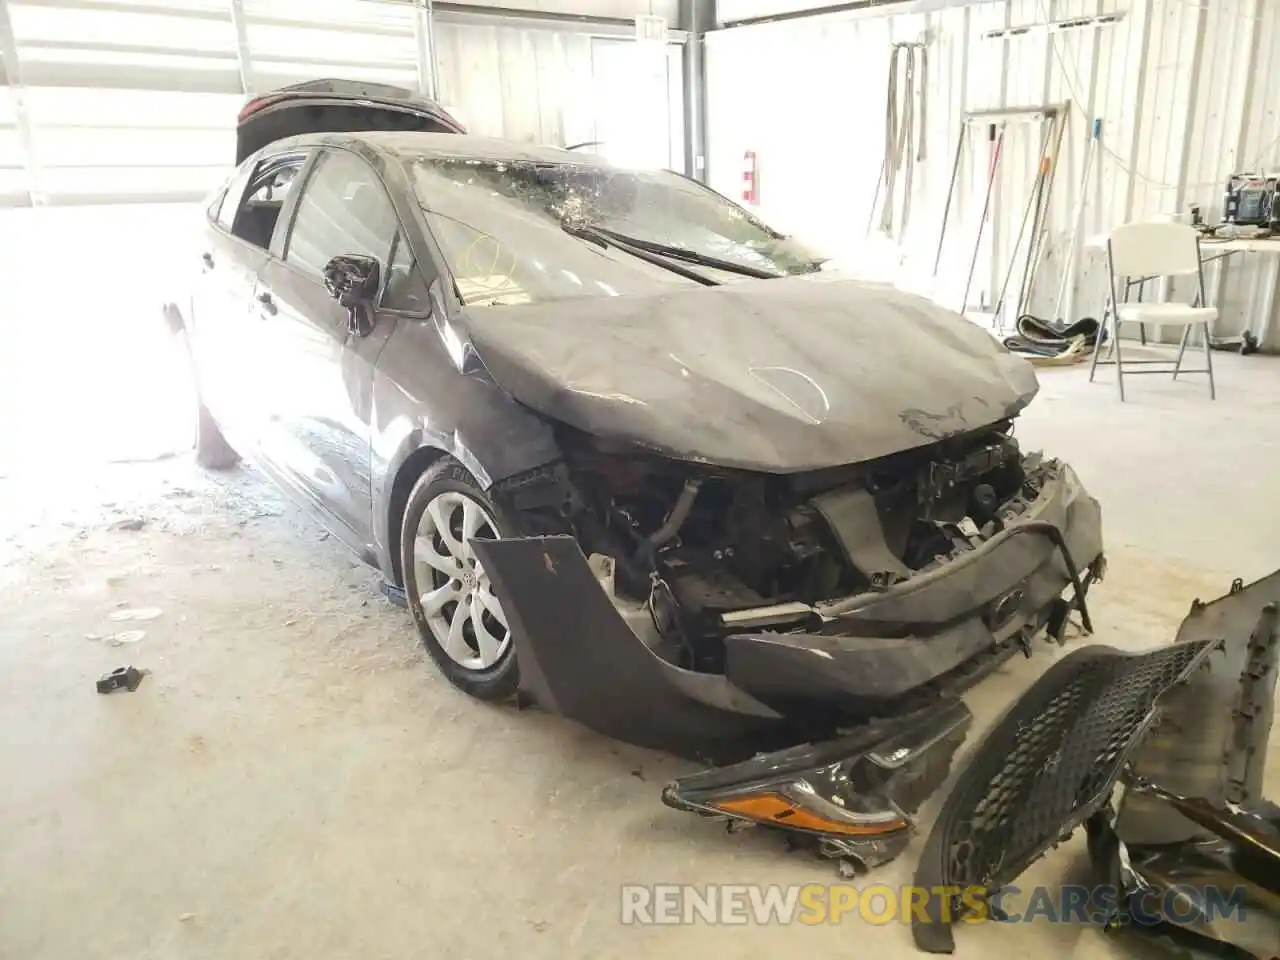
[1089,221,1217,401]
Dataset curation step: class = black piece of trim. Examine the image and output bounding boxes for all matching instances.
[563,223,720,286]
[592,227,782,279]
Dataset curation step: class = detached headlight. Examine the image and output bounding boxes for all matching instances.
[662,699,972,867]
[706,782,908,836]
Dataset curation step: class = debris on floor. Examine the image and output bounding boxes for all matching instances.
[105,630,146,647]
[108,606,163,622]
[96,665,148,694]
[108,517,148,532]
[86,629,148,645]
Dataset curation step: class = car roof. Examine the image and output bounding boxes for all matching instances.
[275,130,606,167]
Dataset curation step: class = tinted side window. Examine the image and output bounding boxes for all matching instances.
[285,150,399,280]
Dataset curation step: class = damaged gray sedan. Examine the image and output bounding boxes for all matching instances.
[172,85,1104,856]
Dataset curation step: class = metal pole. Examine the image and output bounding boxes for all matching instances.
[0,0,37,206]
[865,152,886,238]
[227,0,253,94]
[1054,118,1100,323]
[679,0,714,183]
[426,0,440,101]
[962,123,1003,314]
[1017,106,1069,319]
[932,123,965,275]
[991,147,1045,330]
[1013,156,1049,326]
[412,1,430,97]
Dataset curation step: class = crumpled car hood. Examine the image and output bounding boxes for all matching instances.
[462,274,1039,472]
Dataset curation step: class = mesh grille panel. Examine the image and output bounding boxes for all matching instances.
[930,640,1218,890]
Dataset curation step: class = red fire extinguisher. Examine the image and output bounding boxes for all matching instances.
[742,150,758,205]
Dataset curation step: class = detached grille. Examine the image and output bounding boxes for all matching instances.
[912,640,1219,953]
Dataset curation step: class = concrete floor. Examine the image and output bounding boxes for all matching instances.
[1,352,1278,959]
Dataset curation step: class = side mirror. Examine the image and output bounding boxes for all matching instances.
[323,254,381,308]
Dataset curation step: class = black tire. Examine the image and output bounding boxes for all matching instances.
[177,328,238,470]
[401,456,520,702]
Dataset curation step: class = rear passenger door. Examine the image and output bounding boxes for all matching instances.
[253,147,414,552]
[190,160,261,436]
[192,152,307,448]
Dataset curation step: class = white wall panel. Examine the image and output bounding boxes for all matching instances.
[431,21,598,143]
[707,0,1280,347]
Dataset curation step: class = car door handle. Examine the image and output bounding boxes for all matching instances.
[201,252,214,269]
[257,292,278,316]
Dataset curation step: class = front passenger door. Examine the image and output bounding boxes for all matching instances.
[253,148,406,553]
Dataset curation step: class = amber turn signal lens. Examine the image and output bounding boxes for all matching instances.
[711,793,907,836]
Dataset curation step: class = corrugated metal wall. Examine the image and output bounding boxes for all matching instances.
[706,0,1280,346]
[433,26,684,167]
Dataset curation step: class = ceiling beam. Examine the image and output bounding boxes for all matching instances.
[719,0,1002,30]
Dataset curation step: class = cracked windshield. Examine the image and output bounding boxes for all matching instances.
[409,157,826,305]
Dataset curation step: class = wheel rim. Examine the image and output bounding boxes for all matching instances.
[412,491,511,671]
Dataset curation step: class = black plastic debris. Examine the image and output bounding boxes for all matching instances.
[96,666,147,694]
[380,580,408,608]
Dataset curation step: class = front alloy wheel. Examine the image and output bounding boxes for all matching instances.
[413,490,511,670]
[400,457,520,701]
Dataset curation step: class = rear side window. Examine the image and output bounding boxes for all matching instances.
[228,154,307,251]
[245,164,299,207]
[284,149,400,280]
[213,164,253,231]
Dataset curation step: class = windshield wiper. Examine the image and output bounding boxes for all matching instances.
[560,222,719,286]
[588,227,786,280]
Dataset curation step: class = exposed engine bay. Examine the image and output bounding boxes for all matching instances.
[494,422,1069,673]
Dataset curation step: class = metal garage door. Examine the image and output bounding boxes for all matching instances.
[0,0,687,207]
